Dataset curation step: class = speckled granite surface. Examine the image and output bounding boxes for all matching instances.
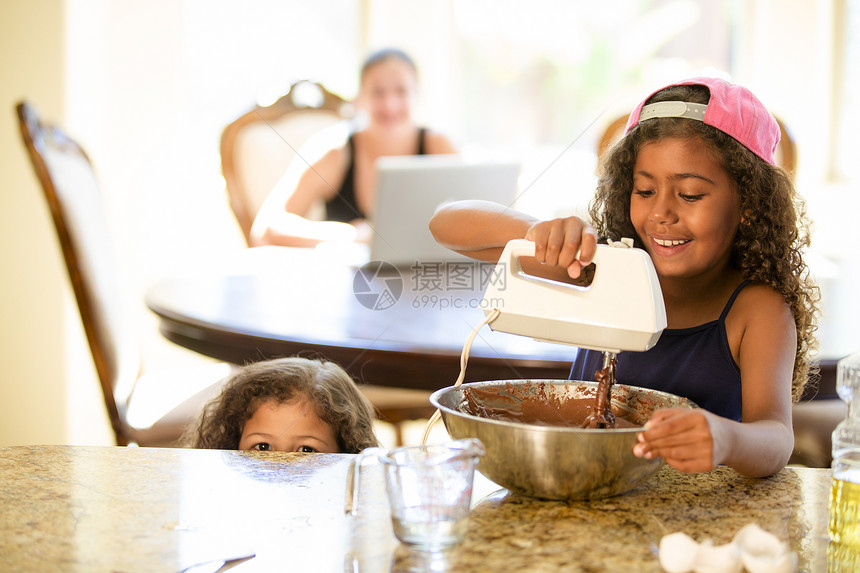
[0,445,837,572]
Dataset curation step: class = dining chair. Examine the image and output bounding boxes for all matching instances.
[220,80,353,245]
[17,101,233,447]
[791,394,846,468]
[596,112,798,177]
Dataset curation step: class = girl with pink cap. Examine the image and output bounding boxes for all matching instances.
[430,77,818,478]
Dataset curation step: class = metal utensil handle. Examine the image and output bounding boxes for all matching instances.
[344,446,387,516]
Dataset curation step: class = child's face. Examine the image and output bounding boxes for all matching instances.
[238,398,338,453]
[629,137,741,281]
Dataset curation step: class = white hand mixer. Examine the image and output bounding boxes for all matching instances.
[420,238,666,442]
[481,239,666,354]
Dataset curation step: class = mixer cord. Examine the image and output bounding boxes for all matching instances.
[420,307,502,445]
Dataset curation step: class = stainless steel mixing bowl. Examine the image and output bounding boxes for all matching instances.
[430,379,696,500]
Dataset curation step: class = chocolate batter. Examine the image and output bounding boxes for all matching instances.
[583,353,617,429]
[460,378,638,429]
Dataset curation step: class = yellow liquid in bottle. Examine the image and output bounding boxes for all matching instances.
[830,476,860,546]
[829,476,860,571]
[828,541,860,572]
[830,354,860,571]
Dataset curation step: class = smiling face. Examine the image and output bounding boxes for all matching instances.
[357,57,418,130]
[629,137,741,283]
[238,398,338,453]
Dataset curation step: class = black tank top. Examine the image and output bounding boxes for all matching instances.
[569,280,750,421]
[325,128,427,223]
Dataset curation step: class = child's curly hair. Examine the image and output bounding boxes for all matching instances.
[182,356,379,452]
[590,83,820,402]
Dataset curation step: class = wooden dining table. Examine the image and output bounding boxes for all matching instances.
[0,444,845,572]
[145,245,848,397]
[145,246,578,391]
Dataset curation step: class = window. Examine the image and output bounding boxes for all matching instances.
[834,0,859,181]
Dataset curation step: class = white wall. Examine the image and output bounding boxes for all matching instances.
[0,0,113,446]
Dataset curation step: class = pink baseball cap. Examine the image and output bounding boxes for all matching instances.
[625,77,780,165]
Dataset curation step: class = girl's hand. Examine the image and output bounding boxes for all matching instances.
[633,408,717,473]
[525,217,597,279]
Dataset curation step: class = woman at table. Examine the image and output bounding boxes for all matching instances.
[250,48,458,248]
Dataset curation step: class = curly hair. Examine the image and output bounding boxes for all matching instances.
[590,84,819,402]
[182,357,379,453]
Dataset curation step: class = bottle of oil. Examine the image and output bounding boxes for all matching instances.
[829,351,860,556]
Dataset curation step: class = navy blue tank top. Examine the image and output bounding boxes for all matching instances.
[569,280,749,421]
[325,128,427,223]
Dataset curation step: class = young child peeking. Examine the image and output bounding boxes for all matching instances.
[183,357,379,453]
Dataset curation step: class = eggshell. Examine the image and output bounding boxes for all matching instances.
[659,531,699,573]
[692,541,742,573]
[733,523,796,573]
[659,523,796,573]
[741,550,797,573]
[733,523,783,552]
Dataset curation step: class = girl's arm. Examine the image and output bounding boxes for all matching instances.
[429,200,598,276]
[634,285,796,477]
[252,129,457,248]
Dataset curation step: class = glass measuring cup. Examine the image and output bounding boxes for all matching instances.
[345,438,485,549]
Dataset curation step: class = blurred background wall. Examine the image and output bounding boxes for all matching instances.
[0,1,86,445]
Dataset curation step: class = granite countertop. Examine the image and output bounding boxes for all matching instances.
[0,445,836,572]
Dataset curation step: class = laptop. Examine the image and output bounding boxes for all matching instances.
[368,154,520,267]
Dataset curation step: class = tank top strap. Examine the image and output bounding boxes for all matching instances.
[346,132,355,159]
[417,127,427,155]
[719,280,751,322]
